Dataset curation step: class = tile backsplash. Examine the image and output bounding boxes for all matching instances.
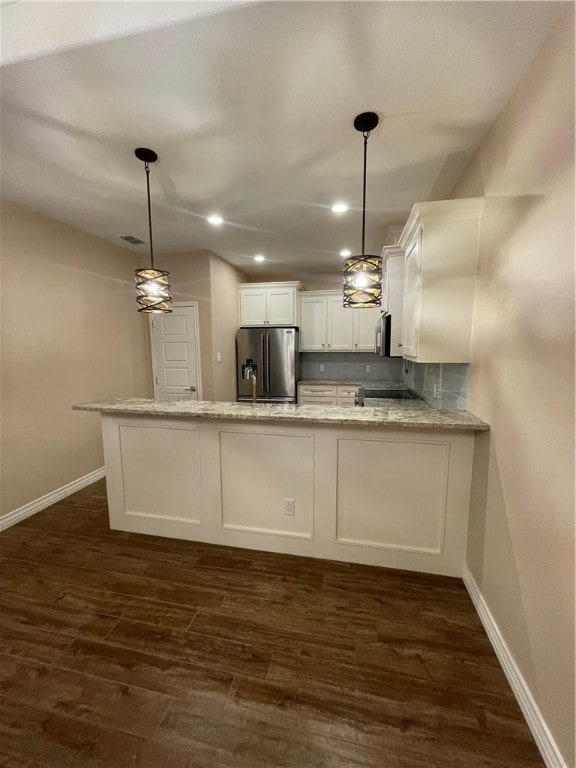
[301,353,403,383]
[403,361,469,410]
[301,354,469,410]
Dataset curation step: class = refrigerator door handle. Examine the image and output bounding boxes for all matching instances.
[265,332,271,395]
[261,332,267,396]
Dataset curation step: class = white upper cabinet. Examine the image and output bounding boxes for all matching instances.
[299,292,379,352]
[238,282,301,326]
[381,247,405,357]
[326,295,355,351]
[399,199,483,364]
[299,295,326,350]
[353,305,381,351]
[239,288,267,325]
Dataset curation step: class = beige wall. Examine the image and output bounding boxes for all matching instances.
[450,11,575,764]
[210,255,246,402]
[160,250,247,401]
[0,200,153,516]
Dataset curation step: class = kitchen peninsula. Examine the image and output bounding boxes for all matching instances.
[75,398,488,577]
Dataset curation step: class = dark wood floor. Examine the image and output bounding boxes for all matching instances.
[0,479,543,768]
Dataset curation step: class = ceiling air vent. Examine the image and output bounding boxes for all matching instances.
[120,235,145,245]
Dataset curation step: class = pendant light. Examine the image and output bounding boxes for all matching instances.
[343,112,382,308]
[134,148,172,314]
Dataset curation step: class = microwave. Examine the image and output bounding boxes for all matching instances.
[374,312,392,357]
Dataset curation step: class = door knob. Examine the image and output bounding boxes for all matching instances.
[189,386,196,392]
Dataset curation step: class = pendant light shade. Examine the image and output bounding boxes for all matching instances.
[343,255,382,306]
[135,267,172,313]
[343,112,382,308]
[133,148,172,314]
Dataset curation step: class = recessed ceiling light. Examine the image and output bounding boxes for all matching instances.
[207,214,223,226]
[254,254,265,262]
[331,202,349,214]
[340,249,351,257]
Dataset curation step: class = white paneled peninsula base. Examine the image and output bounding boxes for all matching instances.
[75,399,488,577]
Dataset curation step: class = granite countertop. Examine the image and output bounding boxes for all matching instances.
[298,380,406,388]
[74,398,489,431]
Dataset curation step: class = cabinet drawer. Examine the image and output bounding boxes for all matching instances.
[299,396,338,405]
[298,386,338,397]
[336,398,356,408]
[337,386,358,398]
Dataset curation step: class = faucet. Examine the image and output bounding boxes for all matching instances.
[243,363,258,403]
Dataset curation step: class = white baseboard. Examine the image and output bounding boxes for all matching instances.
[0,467,106,532]
[462,566,567,768]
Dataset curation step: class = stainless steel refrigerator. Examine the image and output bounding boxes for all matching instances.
[236,327,300,403]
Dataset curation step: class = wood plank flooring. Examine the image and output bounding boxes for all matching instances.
[0,479,544,767]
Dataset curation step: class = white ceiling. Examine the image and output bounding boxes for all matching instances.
[0,1,568,278]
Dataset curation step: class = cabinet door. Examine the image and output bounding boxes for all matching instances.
[386,255,405,357]
[267,288,295,325]
[326,296,354,351]
[401,228,422,359]
[353,306,380,351]
[239,289,267,325]
[299,297,326,351]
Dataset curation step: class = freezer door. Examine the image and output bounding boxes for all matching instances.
[236,328,266,400]
[266,327,298,400]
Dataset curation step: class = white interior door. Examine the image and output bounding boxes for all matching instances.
[150,304,201,401]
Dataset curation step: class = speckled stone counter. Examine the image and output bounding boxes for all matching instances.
[298,379,404,387]
[74,397,489,431]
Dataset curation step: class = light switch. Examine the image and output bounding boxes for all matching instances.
[217,352,222,363]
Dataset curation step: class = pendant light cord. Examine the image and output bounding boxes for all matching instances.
[361,131,370,257]
[144,162,155,269]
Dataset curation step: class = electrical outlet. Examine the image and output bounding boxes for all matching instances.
[284,498,295,516]
[319,364,325,373]
[365,364,371,373]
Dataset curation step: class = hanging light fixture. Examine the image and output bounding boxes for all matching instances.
[343,112,382,308]
[133,147,172,314]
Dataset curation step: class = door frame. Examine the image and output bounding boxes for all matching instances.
[149,301,203,401]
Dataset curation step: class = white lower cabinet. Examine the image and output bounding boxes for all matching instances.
[299,292,380,352]
[102,414,475,576]
[298,384,337,405]
[336,385,358,406]
[297,383,357,407]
